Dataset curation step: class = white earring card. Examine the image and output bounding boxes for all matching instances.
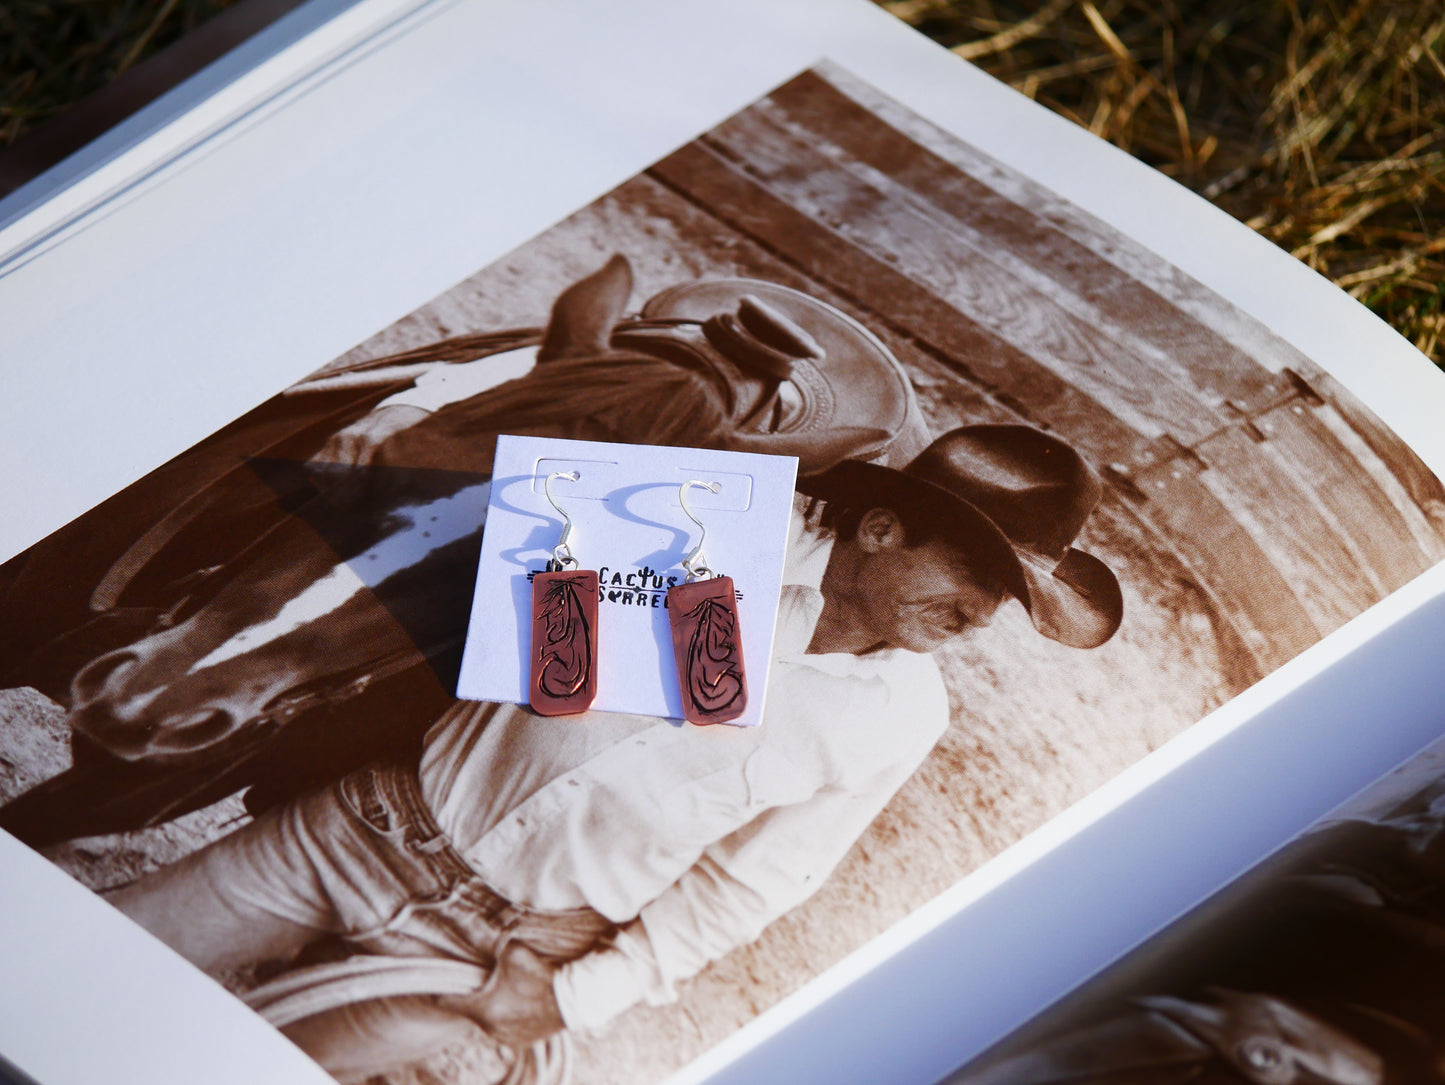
[456,435,798,727]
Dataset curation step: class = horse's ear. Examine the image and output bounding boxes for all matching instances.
[539,254,634,361]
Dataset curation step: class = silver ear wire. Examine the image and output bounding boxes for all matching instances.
[679,479,722,582]
[544,470,581,571]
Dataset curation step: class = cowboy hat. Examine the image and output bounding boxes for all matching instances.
[637,278,933,471]
[798,424,1123,649]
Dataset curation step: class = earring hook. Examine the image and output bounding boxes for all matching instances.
[544,470,581,570]
[680,479,722,581]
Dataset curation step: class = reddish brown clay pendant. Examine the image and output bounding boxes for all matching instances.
[669,481,748,725]
[530,565,599,716]
[668,575,747,725]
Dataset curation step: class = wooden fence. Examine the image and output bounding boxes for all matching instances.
[634,64,1445,688]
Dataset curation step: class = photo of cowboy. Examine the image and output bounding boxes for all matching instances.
[1,62,1441,1085]
[103,420,1122,1082]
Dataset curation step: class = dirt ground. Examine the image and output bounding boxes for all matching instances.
[0,687,250,892]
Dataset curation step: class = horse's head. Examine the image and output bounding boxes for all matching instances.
[63,487,481,764]
[69,634,294,764]
[66,525,338,762]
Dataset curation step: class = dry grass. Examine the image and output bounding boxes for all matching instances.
[881,0,1445,365]
[0,0,239,144]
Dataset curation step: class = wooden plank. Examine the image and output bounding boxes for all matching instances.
[810,62,1316,377]
[647,141,1156,469]
[1128,459,1321,671]
[584,175,1038,439]
[906,354,1026,431]
[1305,366,1445,549]
[1194,424,1378,633]
[1309,403,1445,566]
[1254,397,1442,591]
[702,106,1226,446]
[1100,493,1268,694]
[763,71,1277,411]
[591,175,1030,442]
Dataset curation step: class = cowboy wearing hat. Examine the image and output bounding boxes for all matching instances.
[108,286,1121,1082]
[799,422,1123,654]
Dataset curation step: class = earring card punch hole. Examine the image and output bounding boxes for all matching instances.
[666,469,754,512]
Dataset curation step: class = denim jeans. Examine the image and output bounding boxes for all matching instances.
[109,764,613,1079]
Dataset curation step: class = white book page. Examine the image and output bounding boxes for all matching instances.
[2,3,1444,1085]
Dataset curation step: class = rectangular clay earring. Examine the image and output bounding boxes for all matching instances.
[530,470,599,716]
[668,480,747,725]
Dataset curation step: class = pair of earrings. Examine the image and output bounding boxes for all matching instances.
[530,473,748,725]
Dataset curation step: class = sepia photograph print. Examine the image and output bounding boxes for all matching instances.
[1,61,1443,1085]
[940,736,1445,1085]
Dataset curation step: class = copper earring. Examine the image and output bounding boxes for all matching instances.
[667,480,747,725]
[529,470,599,716]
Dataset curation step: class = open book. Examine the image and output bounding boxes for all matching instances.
[2,3,1443,1084]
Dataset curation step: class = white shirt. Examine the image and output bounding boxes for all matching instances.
[418,505,950,1030]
